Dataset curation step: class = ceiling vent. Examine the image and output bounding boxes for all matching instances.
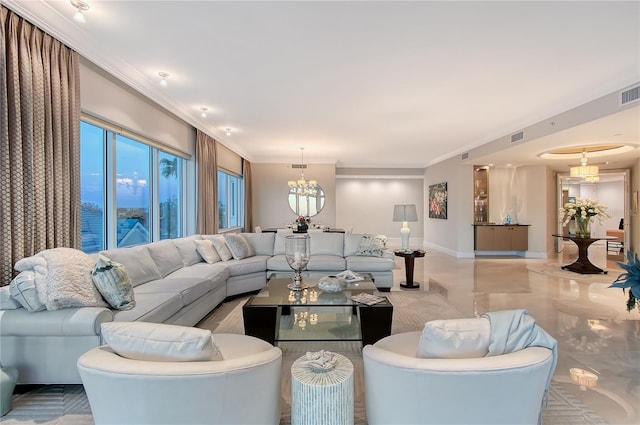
[511,131,524,144]
[461,152,469,160]
[620,86,639,105]
[291,164,307,169]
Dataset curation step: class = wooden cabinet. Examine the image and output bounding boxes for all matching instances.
[474,225,529,251]
[474,166,489,223]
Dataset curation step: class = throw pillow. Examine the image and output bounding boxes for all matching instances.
[91,255,136,310]
[355,235,385,257]
[101,322,223,362]
[416,317,491,359]
[8,271,45,312]
[194,239,221,264]
[14,248,107,311]
[202,235,233,261]
[224,234,256,260]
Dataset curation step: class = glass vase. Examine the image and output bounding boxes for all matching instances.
[285,234,310,290]
[575,216,591,238]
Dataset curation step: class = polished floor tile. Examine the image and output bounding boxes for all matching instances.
[391,241,639,425]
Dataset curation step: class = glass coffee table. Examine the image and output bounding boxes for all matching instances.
[242,273,393,346]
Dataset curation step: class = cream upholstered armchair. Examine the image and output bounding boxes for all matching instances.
[363,311,556,425]
[78,323,282,425]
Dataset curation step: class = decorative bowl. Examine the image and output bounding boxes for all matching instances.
[317,276,347,293]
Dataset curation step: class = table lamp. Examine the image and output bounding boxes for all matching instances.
[393,204,418,251]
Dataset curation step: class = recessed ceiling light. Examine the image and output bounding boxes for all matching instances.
[200,108,208,118]
[226,128,232,136]
[158,72,170,87]
[70,0,89,23]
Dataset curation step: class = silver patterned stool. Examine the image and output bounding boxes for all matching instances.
[291,352,354,425]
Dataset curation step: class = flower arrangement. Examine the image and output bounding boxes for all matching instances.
[559,198,609,237]
[296,216,309,225]
[559,198,609,226]
[609,251,640,312]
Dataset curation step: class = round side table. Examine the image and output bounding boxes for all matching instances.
[291,352,354,425]
[394,249,426,289]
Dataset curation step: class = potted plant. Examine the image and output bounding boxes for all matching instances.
[609,251,640,312]
[295,216,310,232]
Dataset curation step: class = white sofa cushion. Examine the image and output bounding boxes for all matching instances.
[241,232,275,256]
[273,230,293,255]
[113,292,183,323]
[202,235,233,261]
[309,233,344,256]
[91,255,136,310]
[346,255,395,272]
[224,234,255,260]
[306,255,347,271]
[225,256,269,277]
[101,322,222,362]
[101,246,162,287]
[194,239,221,264]
[343,234,364,256]
[146,240,184,278]
[172,235,204,266]
[416,317,491,359]
[8,271,44,312]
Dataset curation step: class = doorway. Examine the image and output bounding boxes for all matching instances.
[556,169,630,258]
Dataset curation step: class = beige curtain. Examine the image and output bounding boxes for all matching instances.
[243,159,253,232]
[1,7,81,284]
[196,130,218,234]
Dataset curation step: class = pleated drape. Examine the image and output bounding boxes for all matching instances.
[195,130,218,234]
[0,6,81,284]
[243,158,253,232]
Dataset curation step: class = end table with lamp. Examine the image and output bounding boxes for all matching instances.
[394,249,426,289]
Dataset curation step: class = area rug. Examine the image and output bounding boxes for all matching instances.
[527,262,615,285]
[3,291,609,425]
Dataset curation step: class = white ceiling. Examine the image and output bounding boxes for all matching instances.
[6,0,640,169]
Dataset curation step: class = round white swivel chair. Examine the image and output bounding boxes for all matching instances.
[78,333,282,425]
[363,331,554,425]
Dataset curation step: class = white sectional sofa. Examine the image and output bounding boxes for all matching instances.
[0,231,394,384]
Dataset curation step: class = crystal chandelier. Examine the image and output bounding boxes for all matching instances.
[288,147,318,196]
[570,150,599,179]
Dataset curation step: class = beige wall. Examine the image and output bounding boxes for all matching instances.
[632,157,640,253]
[251,163,336,230]
[336,177,424,245]
[424,158,475,257]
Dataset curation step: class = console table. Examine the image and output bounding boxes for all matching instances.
[552,234,618,275]
[394,249,426,289]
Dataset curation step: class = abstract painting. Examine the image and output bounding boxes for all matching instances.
[428,182,447,219]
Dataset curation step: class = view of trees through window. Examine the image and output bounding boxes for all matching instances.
[80,121,184,253]
[218,170,243,230]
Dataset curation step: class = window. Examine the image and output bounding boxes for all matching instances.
[80,122,106,253]
[116,135,151,247]
[80,120,184,252]
[159,152,182,239]
[218,170,244,230]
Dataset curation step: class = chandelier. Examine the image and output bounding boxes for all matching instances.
[569,150,599,179]
[288,147,318,196]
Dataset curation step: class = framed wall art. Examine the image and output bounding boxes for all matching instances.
[428,182,448,219]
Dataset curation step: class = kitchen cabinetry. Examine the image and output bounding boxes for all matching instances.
[474,225,529,251]
[474,166,489,223]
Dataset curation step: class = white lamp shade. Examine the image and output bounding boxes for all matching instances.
[393,204,418,222]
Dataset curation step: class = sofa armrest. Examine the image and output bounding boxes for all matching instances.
[0,307,113,336]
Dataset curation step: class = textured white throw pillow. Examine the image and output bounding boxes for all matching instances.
[355,235,385,257]
[2,280,26,310]
[224,234,256,260]
[194,239,221,264]
[202,235,233,261]
[14,248,107,311]
[101,322,223,362]
[91,255,136,310]
[416,317,491,359]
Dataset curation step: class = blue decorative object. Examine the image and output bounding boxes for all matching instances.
[609,250,640,312]
[506,215,511,225]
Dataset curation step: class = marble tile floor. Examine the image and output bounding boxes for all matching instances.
[391,241,639,425]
